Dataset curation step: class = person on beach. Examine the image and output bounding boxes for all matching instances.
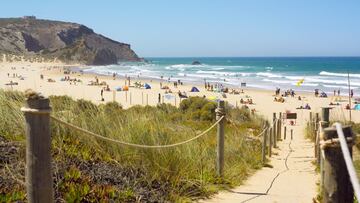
[158,93,161,103]
[338,89,340,96]
[351,89,354,98]
[100,89,104,101]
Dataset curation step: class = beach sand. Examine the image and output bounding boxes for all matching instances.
[0,61,358,122]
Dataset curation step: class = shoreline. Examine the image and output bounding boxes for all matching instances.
[1,61,359,122]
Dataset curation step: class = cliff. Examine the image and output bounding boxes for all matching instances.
[0,17,142,65]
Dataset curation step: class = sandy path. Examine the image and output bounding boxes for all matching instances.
[202,119,318,203]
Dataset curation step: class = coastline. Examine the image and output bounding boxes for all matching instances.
[0,61,359,122]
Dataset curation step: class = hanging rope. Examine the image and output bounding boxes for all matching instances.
[50,115,224,149]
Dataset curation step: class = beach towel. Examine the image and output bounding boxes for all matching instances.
[208,96,218,101]
[190,87,199,92]
[144,83,151,89]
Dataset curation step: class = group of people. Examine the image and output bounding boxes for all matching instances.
[61,76,82,85]
[240,98,254,105]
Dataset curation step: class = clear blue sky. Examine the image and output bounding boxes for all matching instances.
[1,0,360,57]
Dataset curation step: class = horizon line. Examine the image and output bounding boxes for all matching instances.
[143,56,360,58]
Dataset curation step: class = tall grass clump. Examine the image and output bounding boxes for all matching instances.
[0,90,266,202]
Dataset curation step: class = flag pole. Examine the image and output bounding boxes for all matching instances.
[348,70,352,122]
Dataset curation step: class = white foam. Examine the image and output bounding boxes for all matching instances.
[320,71,360,78]
[256,72,282,78]
[262,79,293,84]
[195,70,251,77]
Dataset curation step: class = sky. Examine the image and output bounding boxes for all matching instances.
[1,0,360,57]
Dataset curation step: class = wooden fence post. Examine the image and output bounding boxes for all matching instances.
[262,128,268,164]
[322,126,354,202]
[125,91,128,103]
[319,107,331,188]
[216,100,226,177]
[21,94,54,203]
[315,113,319,137]
[284,126,287,140]
[278,112,282,140]
[268,128,272,157]
[291,129,293,140]
[273,113,277,148]
[146,94,148,105]
[112,90,116,102]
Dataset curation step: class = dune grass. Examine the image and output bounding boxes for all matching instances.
[0,90,266,202]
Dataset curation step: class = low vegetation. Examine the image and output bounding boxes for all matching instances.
[0,90,266,202]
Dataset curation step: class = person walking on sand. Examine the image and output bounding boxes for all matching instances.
[338,89,340,96]
[351,89,354,98]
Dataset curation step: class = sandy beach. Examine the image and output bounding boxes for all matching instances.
[0,61,359,123]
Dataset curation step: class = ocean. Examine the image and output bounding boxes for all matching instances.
[83,57,360,95]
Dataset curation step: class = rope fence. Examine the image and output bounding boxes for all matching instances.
[20,92,286,202]
[50,115,225,149]
[312,108,360,202]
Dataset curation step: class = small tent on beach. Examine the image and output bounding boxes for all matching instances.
[354,104,360,110]
[190,87,200,92]
[144,83,151,89]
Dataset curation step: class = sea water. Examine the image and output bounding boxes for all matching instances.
[84,57,360,95]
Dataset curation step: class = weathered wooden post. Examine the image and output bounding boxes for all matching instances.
[319,107,331,187]
[278,112,282,140]
[322,126,354,202]
[291,129,293,140]
[146,94,148,105]
[175,96,177,106]
[125,91,128,102]
[315,113,319,139]
[309,112,313,130]
[21,92,54,203]
[284,126,287,140]
[216,100,226,177]
[273,113,277,148]
[262,128,268,164]
[268,128,272,157]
